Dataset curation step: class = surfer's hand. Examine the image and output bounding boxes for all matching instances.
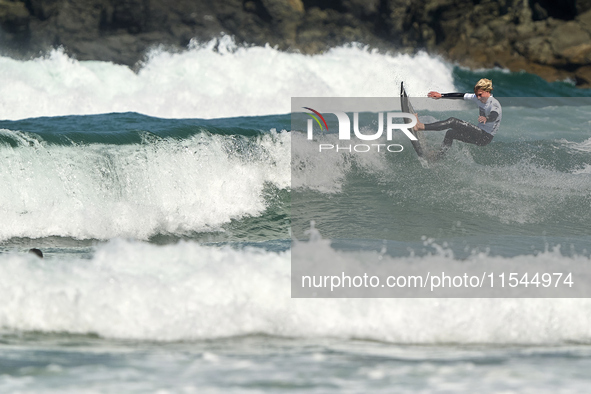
[478,116,487,123]
[428,91,442,99]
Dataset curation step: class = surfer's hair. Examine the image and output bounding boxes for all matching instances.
[474,78,493,92]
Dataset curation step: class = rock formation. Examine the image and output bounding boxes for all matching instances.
[0,0,590,87]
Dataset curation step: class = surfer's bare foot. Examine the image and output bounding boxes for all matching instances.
[413,116,424,131]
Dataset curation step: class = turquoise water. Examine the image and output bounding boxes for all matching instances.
[291,98,591,259]
[1,41,591,392]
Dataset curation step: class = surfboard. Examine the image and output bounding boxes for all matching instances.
[400,82,429,160]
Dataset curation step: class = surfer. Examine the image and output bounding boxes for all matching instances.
[414,78,501,159]
[29,248,44,258]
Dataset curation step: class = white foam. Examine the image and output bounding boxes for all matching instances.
[291,130,402,193]
[572,164,591,174]
[0,130,290,240]
[0,37,456,120]
[443,154,591,225]
[0,238,590,344]
[568,137,591,153]
[291,132,351,193]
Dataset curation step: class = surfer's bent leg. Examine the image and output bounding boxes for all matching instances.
[423,117,493,158]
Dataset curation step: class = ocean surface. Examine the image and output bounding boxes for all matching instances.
[1,37,591,392]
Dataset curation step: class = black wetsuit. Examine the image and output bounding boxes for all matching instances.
[424,117,494,147]
[425,93,502,156]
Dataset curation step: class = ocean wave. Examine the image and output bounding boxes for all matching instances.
[572,164,591,174]
[0,37,456,120]
[567,137,591,153]
[0,129,290,240]
[1,238,590,344]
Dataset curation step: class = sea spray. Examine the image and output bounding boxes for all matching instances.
[1,238,591,344]
[0,37,455,120]
[0,128,290,240]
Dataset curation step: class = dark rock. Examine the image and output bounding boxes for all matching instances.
[342,0,379,18]
[579,0,591,13]
[0,0,29,34]
[0,0,590,87]
[27,0,59,20]
[575,65,591,87]
[578,8,591,32]
[549,21,591,60]
[259,0,304,44]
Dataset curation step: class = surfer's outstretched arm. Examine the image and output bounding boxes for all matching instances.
[428,92,465,99]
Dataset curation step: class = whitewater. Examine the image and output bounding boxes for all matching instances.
[1,238,591,343]
[1,36,591,393]
[0,36,456,120]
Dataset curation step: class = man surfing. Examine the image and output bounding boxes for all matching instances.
[414,78,502,159]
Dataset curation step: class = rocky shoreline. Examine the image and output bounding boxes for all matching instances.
[1,0,590,87]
